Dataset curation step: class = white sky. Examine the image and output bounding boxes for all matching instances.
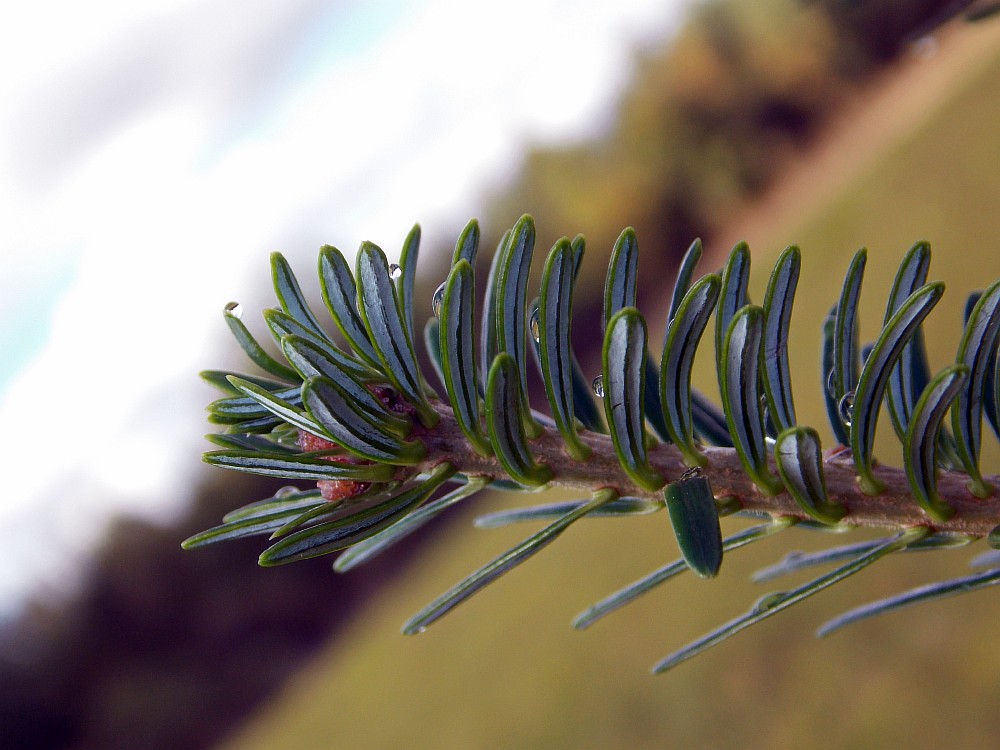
[0,0,689,616]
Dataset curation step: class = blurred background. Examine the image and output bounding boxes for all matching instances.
[3,1,1000,748]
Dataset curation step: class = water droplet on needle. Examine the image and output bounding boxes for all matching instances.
[431,282,445,318]
[529,308,541,343]
[838,391,855,428]
[592,375,605,398]
[389,263,403,280]
[752,591,787,613]
[224,301,243,319]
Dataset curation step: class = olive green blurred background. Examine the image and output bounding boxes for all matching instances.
[5,2,1000,748]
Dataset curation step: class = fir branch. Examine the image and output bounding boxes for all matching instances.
[401,399,1000,536]
[190,215,1000,673]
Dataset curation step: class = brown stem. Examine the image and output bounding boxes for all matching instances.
[414,400,1000,537]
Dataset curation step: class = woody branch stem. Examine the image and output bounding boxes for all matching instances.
[415,400,1000,536]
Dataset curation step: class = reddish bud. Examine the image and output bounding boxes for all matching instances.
[297,431,372,501]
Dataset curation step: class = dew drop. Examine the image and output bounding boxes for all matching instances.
[759,396,776,445]
[224,301,243,319]
[825,369,837,398]
[431,281,446,318]
[528,308,541,343]
[592,375,605,398]
[388,263,403,280]
[275,486,298,499]
[838,391,855,427]
[752,591,788,614]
